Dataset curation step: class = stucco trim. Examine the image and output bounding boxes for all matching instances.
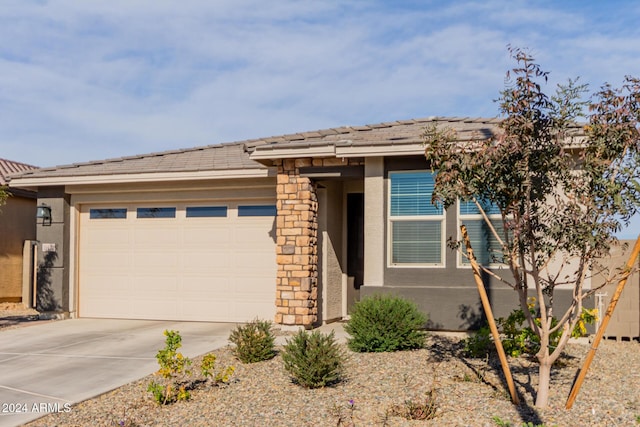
[250,144,336,160]
[9,168,275,188]
[363,157,385,287]
[336,143,425,157]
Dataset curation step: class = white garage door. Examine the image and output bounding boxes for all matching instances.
[78,202,277,322]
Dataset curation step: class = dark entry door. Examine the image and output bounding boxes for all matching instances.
[347,193,364,296]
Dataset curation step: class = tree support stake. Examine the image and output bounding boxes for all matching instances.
[461,225,520,405]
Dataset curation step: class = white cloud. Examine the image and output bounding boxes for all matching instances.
[2,1,640,167]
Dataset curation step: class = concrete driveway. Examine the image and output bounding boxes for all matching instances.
[0,318,236,427]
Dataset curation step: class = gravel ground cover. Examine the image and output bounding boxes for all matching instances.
[20,332,639,427]
[0,303,48,330]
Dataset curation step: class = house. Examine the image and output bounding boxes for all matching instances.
[7,117,583,330]
[0,159,38,303]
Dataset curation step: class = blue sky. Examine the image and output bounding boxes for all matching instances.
[1,0,639,237]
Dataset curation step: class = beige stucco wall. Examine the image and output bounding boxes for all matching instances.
[592,239,640,339]
[364,157,384,287]
[318,182,345,322]
[0,195,36,302]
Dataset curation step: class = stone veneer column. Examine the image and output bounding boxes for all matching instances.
[274,158,318,327]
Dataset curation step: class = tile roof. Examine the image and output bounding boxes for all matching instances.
[9,117,507,182]
[250,117,504,154]
[0,158,38,185]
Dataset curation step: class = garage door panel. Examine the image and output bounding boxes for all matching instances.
[135,299,179,319]
[83,227,130,247]
[133,252,180,270]
[237,302,274,321]
[82,297,134,318]
[79,201,276,322]
[81,275,131,294]
[235,224,274,242]
[237,279,273,297]
[234,252,275,270]
[180,277,223,293]
[82,252,131,272]
[183,227,230,245]
[133,276,179,294]
[183,252,231,271]
[134,227,180,245]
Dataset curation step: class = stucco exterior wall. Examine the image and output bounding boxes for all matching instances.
[318,182,345,323]
[35,186,70,313]
[363,157,384,287]
[0,195,36,302]
[359,155,594,331]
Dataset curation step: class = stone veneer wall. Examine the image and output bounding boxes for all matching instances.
[275,158,319,326]
[274,157,363,327]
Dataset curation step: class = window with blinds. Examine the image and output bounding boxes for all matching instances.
[388,171,444,266]
[459,199,506,266]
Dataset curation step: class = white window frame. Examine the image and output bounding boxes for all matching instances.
[457,198,506,268]
[387,170,445,268]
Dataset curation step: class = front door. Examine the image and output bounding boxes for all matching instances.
[346,193,364,311]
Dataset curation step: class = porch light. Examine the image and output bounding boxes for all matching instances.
[36,203,52,226]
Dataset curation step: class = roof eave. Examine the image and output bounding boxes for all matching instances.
[249,144,337,161]
[250,140,428,161]
[8,168,276,188]
[336,141,425,157]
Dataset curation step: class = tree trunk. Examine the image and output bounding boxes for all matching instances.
[536,359,552,408]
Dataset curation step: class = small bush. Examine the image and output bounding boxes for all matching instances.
[330,399,356,427]
[282,329,345,388]
[147,330,234,405]
[463,326,492,358]
[345,294,427,352]
[200,353,235,384]
[388,390,438,421]
[463,299,598,359]
[228,318,276,363]
[148,330,192,404]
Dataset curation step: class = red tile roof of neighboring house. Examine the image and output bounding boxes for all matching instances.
[0,159,38,186]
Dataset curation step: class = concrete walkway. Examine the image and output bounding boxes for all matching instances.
[0,318,238,427]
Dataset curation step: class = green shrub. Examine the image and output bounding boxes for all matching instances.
[282,330,345,388]
[463,325,492,358]
[200,353,235,384]
[463,299,598,359]
[496,302,548,357]
[147,330,234,405]
[148,330,192,404]
[344,294,427,352]
[228,318,276,363]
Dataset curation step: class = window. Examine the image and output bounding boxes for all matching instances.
[459,199,505,266]
[186,206,227,218]
[89,208,127,219]
[238,205,277,217]
[136,207,176,218]
[388,171,444,266]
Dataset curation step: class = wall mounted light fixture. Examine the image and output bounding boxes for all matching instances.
[36,203,52,226]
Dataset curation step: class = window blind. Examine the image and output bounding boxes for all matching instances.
[390,171,442,216]
[392,221,442,264]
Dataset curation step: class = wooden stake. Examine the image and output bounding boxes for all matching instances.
[566,235,640,409]
[461,225,520,405]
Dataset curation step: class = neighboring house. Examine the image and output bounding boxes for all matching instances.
[0,158,38,303]
[8,117,585,330]
[593,240,640,341]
